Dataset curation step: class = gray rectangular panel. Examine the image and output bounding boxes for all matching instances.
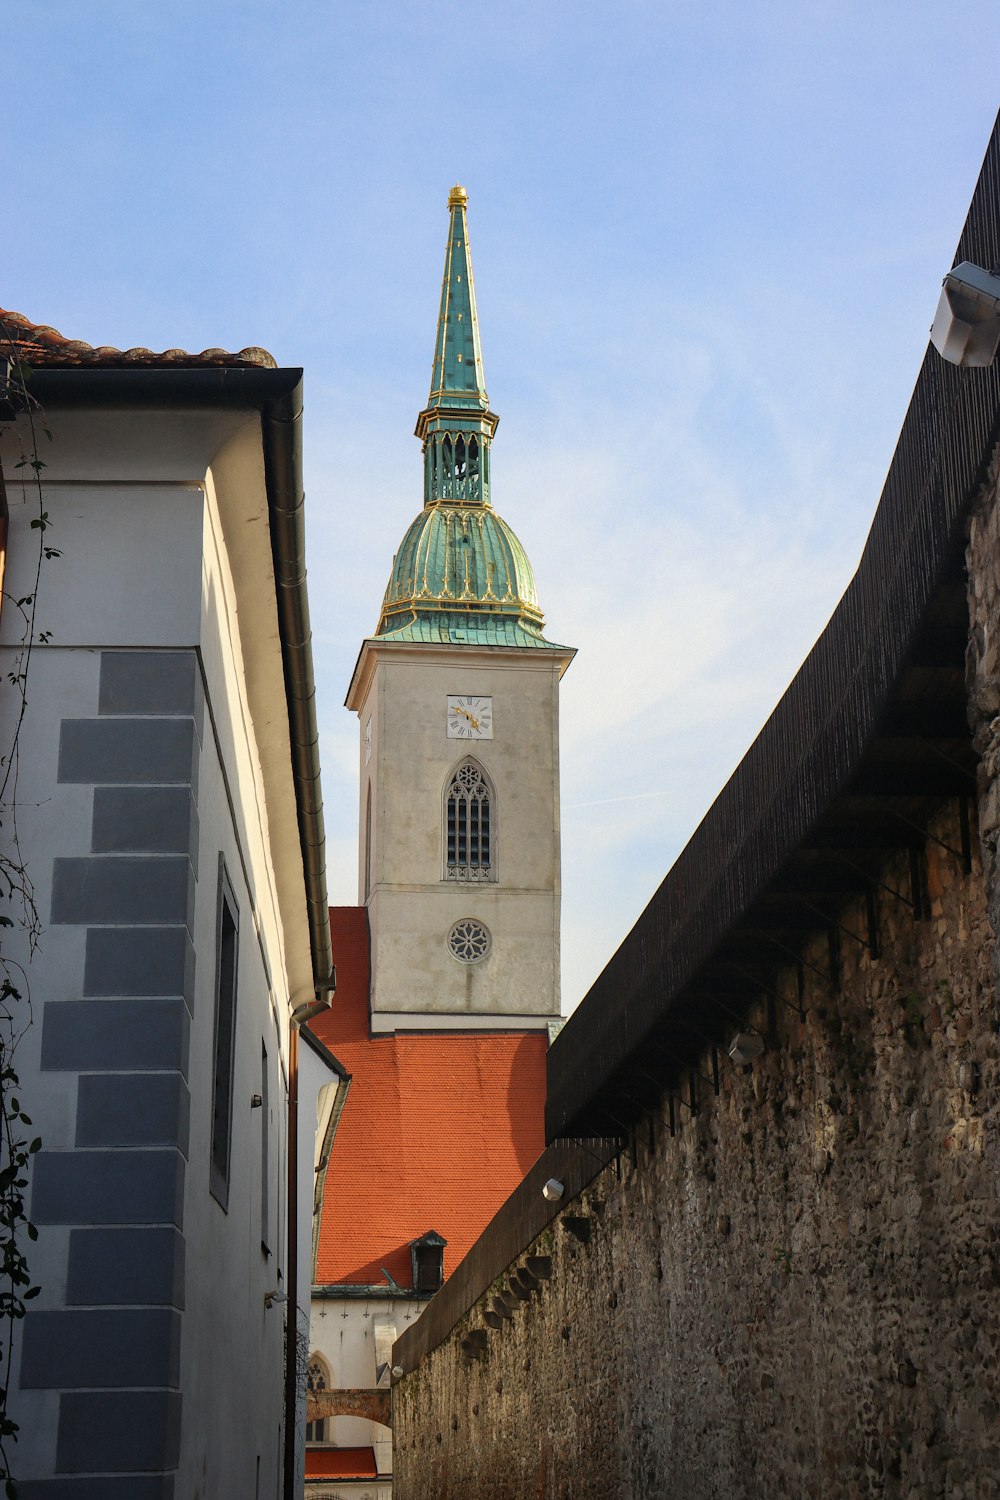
[84,928,195,1006]
[51,856,194,927]
[57,1389,182,1472]
[58,718,196,785]
[92,787,198,859]
[42,999,190,1074]
[76,1074,190,1154]
[20,1308,180,1388]
[66,1227,185,1308]
[98,651,197,717]
[31,1149,185,1226]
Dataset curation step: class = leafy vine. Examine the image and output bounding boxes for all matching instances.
[0,321,59,1496]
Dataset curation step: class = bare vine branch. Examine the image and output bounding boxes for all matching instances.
[0,319,59,1495]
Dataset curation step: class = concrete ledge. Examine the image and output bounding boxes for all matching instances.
[371,1010,560,1034]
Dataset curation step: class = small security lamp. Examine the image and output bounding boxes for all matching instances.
[542,1178,565,1202]
[930,261,1000,367]
[728,1032,765,1066]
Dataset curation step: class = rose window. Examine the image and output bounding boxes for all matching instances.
[448,918,492,963]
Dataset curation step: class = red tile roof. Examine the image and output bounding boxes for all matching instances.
[305,1446,377,1480]
[0,308,275,369]
[313,907,548,1288]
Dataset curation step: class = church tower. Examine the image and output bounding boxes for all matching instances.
[346,185,575,1033]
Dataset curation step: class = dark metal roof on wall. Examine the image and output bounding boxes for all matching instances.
[546,110,1000,1144]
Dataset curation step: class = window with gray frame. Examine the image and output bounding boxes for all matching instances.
[445,760,493,881]
[210,859,240,1208]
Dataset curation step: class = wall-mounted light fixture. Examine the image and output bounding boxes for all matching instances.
[931,261,1000,366]
[542,1178,564,1202]
[728,1032,765,1066]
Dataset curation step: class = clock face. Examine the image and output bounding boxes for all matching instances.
[447,695,493,739]
[364,716,372,764]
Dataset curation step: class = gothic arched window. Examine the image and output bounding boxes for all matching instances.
[445,761,494,882]
[305,1354,331,1444]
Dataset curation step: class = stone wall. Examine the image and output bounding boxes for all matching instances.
[391,476,1000,1500]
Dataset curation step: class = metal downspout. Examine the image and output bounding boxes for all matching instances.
[260,382,334,996]
[260,386,336,1500]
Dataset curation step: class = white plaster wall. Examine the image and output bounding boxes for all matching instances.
[309,1294,424,1476]
[0,409,314,1496]
[305,1481,392,1500]
[0,432,211,1479]
[205,426,316,1009]
[356,648,565,1023]
[299,1045,345,1487]
[175,718,288,1500]
[176,430,302,1500]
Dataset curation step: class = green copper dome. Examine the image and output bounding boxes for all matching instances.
[374,186,563,650]
[377,503,547,646]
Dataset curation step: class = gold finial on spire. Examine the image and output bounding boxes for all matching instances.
[448,183,468,208]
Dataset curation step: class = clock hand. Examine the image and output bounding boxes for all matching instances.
[452,702,483,732]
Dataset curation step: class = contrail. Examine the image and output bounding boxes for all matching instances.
[565,789,671,810]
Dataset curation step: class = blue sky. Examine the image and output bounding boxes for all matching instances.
[8,2,1000,1008]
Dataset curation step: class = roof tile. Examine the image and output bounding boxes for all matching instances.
[313,907,548,1288]
[305,1446,377,1480]
[0,307,276,370]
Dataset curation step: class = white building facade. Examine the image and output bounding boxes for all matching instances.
[0,326,334,1499]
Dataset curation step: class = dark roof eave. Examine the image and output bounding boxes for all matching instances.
[312,1283,435,1300]
[24,364,335,1003]
[299,1023,350,1081]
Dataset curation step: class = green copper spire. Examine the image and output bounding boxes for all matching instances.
[415,184,499,507]
[374,187,566,650]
